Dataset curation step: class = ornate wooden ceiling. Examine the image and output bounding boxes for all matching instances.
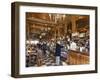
[26,13,89,40]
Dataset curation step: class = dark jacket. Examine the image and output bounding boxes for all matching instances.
[42,43,47,50]
[55,43,63,56]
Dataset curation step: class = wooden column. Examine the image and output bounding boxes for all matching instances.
[71,16,77,33]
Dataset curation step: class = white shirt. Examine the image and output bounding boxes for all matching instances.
[80,47,85,52]
[70,42,77,50]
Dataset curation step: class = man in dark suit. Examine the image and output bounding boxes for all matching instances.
[55,41,63,65]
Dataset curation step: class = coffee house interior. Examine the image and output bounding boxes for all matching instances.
[26,12,89,67]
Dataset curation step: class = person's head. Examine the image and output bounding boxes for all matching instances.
[57,41,60,44]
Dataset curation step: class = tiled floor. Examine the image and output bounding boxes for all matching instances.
[26,49,68,67]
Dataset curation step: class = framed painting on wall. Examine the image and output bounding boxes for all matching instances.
[11,2,98,78]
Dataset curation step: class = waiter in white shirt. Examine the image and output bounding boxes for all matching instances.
[70,40,77,50]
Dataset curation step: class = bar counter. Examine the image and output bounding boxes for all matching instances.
[67,50,89,65]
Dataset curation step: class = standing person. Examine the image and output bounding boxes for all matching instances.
[42,41,47,57]
[37,42,42,49]
[36,47,43,66]
[85,39,89,52]
[70,40,77,51]
[80,43,85,52]
[55,41,63,66]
